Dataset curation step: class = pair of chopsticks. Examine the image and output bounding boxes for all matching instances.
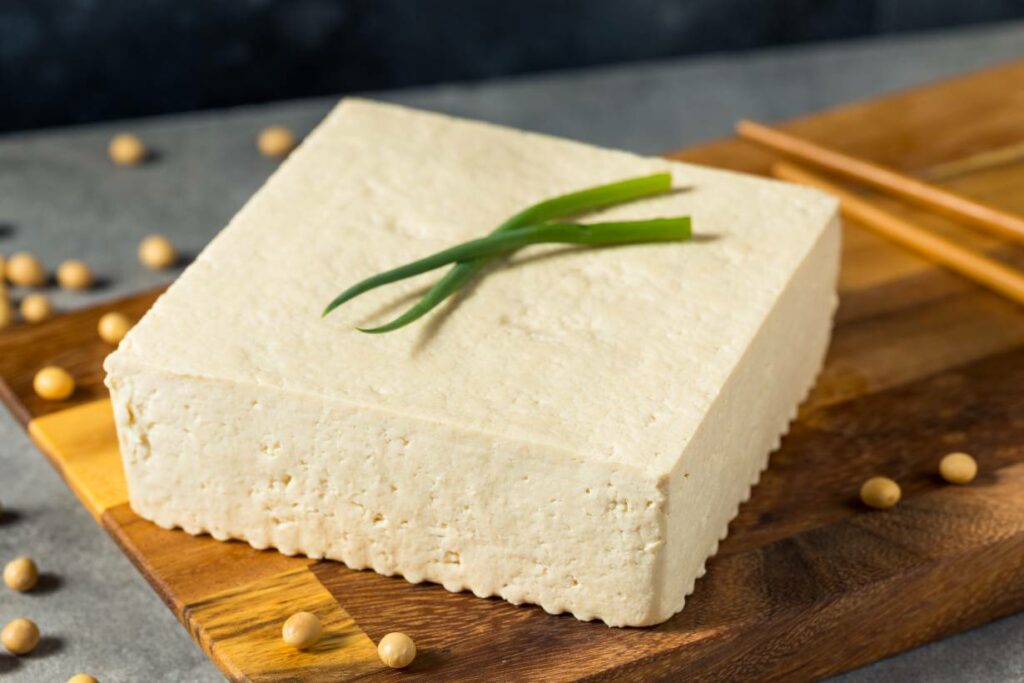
[736,119,1024,306]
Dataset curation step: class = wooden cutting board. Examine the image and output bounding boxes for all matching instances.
[3,61,1024,682]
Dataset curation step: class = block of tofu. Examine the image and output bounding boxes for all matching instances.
[104,99,840,627]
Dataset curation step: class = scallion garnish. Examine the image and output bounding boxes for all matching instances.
[324,218,689,316]
[324,173,690,333]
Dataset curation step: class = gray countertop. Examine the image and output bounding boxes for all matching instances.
[2,21,1024,683]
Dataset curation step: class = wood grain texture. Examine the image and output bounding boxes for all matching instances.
[103,497,383,682]
[29,399,127,518]
[187,568,381,682]
[3,60,1024,681]
[0,289,161,425]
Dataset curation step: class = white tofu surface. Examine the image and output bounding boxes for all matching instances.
[104,99,840,626]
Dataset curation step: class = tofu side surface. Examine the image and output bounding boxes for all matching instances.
[105,360,668,626]
[103,98,840,626]
[656,214,839,621]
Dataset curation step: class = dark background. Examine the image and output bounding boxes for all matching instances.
[1,0,1022,133]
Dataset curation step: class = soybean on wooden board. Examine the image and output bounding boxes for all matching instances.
[3,62,1024,682]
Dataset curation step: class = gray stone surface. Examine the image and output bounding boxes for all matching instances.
[1,20,1023,682]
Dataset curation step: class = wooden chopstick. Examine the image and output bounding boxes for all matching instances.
[773,161,1024,307]
[737,119,1024,246]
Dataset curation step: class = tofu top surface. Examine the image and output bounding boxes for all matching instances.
[111,99,838,475]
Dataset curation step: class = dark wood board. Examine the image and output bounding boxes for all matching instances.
[2,60,1024,681]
